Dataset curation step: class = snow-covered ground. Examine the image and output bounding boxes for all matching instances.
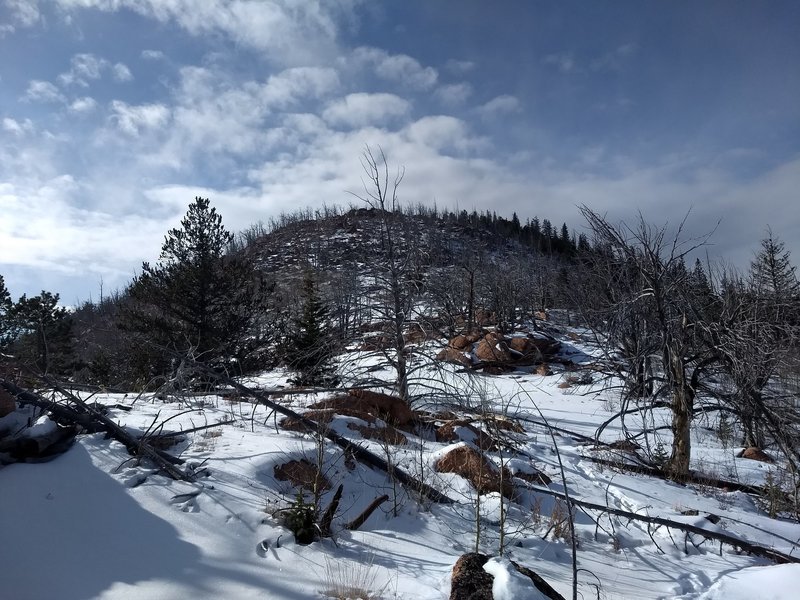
[2,335,799,599]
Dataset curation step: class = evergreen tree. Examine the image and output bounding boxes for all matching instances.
[6,291,73,374]
[749,230,799,302]
[123,197,267,373]
[510,212,521,235]
[283,270,339,387]
[0,275,11,346]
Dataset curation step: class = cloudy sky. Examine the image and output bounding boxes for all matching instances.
[1,1,799,303]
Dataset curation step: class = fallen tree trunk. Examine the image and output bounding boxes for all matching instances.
[583,455,769,496]
[0,424,79,463]
[0,378,192,481]
[345,495,389,531]
[515,412,776,496]
[527,482,799,564]
[205,369,454,505]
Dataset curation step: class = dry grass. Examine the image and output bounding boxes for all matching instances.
[321,553,393,600]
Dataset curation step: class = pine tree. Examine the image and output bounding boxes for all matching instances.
[0,275,11,346]
[750,230,799,302]
[123,197,267,372]
[6,291,73,374]
[283,270,339,387]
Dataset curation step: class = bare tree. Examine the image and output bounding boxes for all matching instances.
[348,146,422,404]
[580,207,715,479]
[700,236,800,473]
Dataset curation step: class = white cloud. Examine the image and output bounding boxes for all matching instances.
[2,117,34,136]
[322,93,410,128]
[135,65,340,168]
[57,53,132,86]
[69,97,98,113]
[260,66,341,107]
[352,46,438,90]
[109,101,170,136]
[435,82,472,106]
[478,94,521,117]
[404,115,483,154]
[112,62,133,82]
[53,0,355,66]
[22,80,66,103]
[58,53,108,87]
[0,177,169,287]
[5,0,41,27]
[140,49,165,60]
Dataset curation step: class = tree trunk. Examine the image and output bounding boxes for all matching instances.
[666,345,692,479]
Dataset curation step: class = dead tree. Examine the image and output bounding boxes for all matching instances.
[580,207,715,479]
[348,146,422,404]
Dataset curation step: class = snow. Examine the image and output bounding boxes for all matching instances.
[1,327,799,599]
[483,556,549,599]
[697,564,800,600]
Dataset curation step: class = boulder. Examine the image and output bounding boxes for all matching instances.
[0,388,16,418]
[404,324,429,344]
[309,390,413,426]
[536,363,553,376]
[435,445,513,498]
[739,447,774,463]
[437,347,472,367]
[474,339,513,363]
[448,334,470,350]
[435,421,498,451]
[507,336,544,363]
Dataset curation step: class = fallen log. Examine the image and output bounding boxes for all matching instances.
[583,454,769,497]
[345,495,389,531]
[0,378,192,482]
[515,412,776,497]
[203,368,454,505]
[527,483,799,564]
[0,424,79,464]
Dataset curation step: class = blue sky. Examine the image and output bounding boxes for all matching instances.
[1,1,798,303]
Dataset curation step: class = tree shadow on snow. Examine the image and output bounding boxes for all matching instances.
[0,443,202,600]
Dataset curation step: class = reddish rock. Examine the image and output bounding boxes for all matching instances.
[435,445,513,497]
[448,335,471,350]
[309,390,412,426]
[0,388,16,418]
[474,338,512,363]
[739,447,774,463]
[435,421,498,451]
[437,347,472,367]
